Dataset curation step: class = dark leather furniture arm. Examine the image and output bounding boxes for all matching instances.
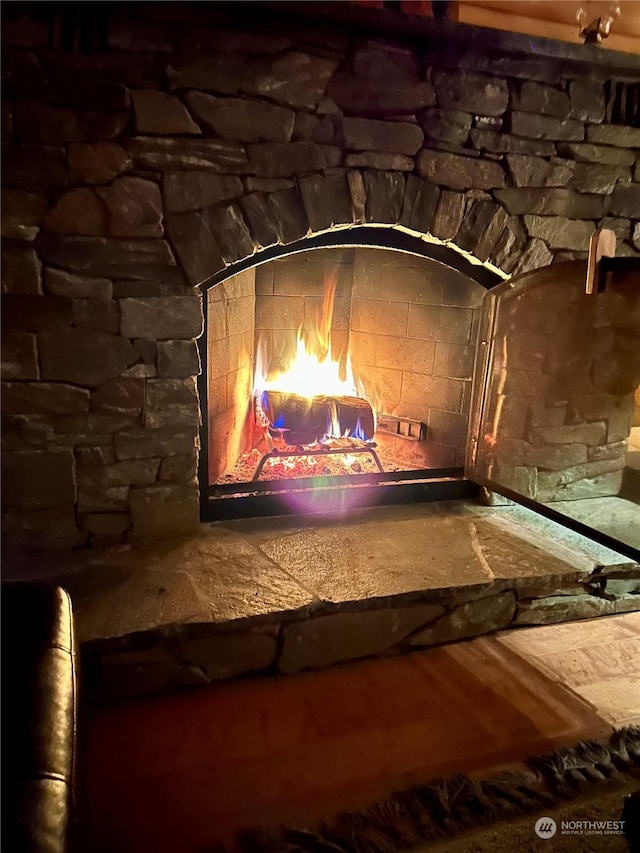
[2,584,78,853]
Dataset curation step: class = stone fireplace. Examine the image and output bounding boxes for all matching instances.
[2,1,640,554]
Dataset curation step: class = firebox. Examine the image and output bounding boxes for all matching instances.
[199,229,640,561]
[200,229,500,518]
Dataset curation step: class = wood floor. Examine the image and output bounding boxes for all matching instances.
[84,613,640,853]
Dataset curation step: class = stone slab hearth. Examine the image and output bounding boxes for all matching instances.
[7,500,638,701]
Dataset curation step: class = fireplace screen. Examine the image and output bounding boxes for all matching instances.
[202,242,639,559]
[466,259,640,558]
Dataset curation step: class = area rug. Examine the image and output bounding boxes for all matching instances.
[226,726,640,853]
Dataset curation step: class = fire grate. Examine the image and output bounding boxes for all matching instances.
[251,442,385,481]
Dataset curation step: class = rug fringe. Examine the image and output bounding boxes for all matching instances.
[234,725,640,852]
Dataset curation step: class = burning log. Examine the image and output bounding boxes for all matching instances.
[258,390,375,447]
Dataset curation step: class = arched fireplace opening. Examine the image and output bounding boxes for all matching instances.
[198,227,502,520]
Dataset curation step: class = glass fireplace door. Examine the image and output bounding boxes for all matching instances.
[466,259,640,560]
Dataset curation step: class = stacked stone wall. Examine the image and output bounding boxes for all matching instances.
[1,3,639,547]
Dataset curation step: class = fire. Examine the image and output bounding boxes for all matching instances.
[253,271,364,403]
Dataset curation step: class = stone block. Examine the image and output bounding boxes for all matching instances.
[78,458,159,489]
[470,130,555,157]
[157,340,201,378]
[131,90,199,135]
[91,377,144,415]
[72,298,120,333]
[570,164,632,195]
[1,508,86,551]
[327,72,436,115]
[434,71,508,116]
[338,116,423,155]
[158,455,197,483]
[569,80,606,122]
[122,136,251,173]
[410,592,516,646]
[39,328,137,387]
[165,208,225,285]
[2,382,89,415]
[2,295,73,332]
[267,187,310,243]
[456,201,508,260]
[431,190,465,240]
[557,143,635,166]
[499,438,588,470]
[506,154,575,188]
[146,378,198,410]
[345,152,414,171]
[176,630,278,680]
[278,602,445,674]
[2,246,42,294]
[164,173,243,213]
[35,234,183,283]
[1,333,38,380]
[239,193,279,247]
[417,109,471,145]
[293,113,335,145]
[98,177,163,238]
[524,216,594,251]
[514,594,630,625]
[510,238,553,274]
[115,426,198,460]
[417,150,505,191]
[511,112,583,141]
[299,173,353,232]
[242,52,339,110]
[206,204,256,263]
[2,143,68,186]
[347,171,366,224]
[185,92,294,142]
[586,124,640,148]
[363,170,405,224]
[608,184,640,218]
[120,295,203,340]
[512,82,570,117]
[44,188,109,236]
[78,484,129,512]
[68,142,132,185]
[495,188,603,219]
[246,141,341,178]
[129,483,199,541]
[133,338,158,364]
[399,175,440,235]
[532,422,606,446]
[45,269,112,299]
[75,446,116,468]
[2,449,75,508]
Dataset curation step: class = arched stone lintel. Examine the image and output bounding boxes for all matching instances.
[166,170,551,293]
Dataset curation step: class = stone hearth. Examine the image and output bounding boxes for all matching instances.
[2,2,640,549]
[7,500,638,702]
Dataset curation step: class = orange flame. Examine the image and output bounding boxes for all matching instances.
[253,271,365,404]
